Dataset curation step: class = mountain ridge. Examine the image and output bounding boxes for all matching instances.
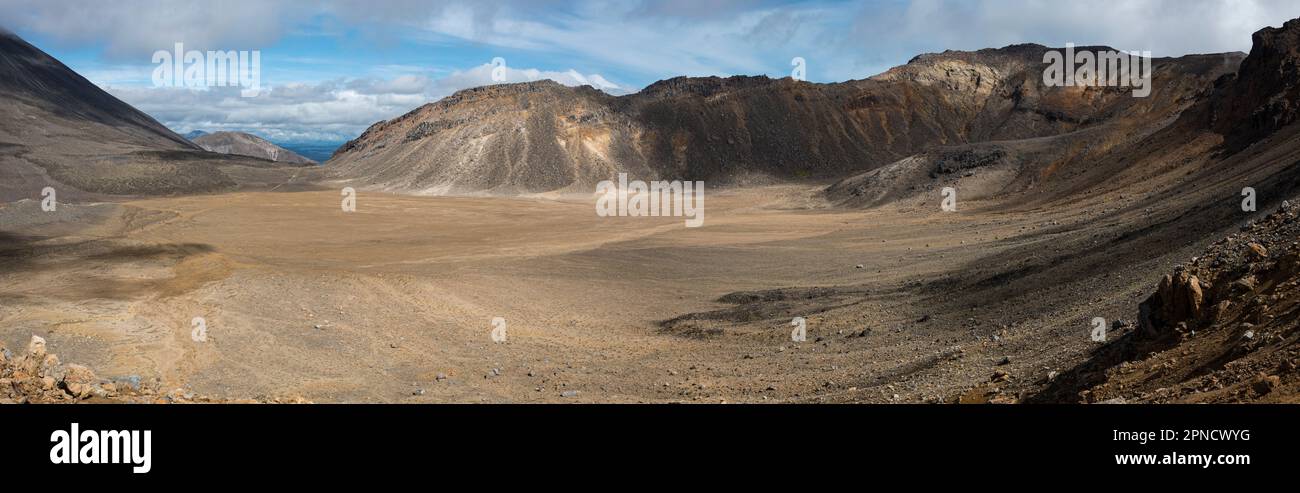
[326,43,1244,195]
[193,131,316,165]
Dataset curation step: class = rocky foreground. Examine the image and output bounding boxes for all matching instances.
[0,336,306,404]
[1035,201,1300,403]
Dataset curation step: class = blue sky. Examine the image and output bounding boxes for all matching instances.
[3,0,1300,143]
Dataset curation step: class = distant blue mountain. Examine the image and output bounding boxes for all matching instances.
[272,141,345,164]
[177,128,340,163]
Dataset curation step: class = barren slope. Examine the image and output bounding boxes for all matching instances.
[0,32,316,201]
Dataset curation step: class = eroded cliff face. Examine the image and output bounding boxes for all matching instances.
[1210,18,1300,153]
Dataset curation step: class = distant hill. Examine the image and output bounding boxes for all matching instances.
[192,131,316,165]
[0,32,310,200]
[184,130,209,140]
[273,141,343,164]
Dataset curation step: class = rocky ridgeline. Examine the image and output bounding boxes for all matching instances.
[328,42,1237,195]
[1211,18,1300,152]
[0,336,309,404]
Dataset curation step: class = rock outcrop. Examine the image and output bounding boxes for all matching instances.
[1209,18,1300,152]
[0,335,308,404]
[0,335,124,403]
[1138,270,1206,337]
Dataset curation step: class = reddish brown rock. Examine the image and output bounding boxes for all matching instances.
[61,364,100,399]
[1252,373,1281,395]
[1248,243,1269,260]
[1141,271,1208,337]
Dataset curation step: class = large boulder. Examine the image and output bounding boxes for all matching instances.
[1139,270,1206,337]
[60,364,101,399]
[26,335,46,359]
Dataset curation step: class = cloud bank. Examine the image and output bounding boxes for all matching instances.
[101,62,626,142]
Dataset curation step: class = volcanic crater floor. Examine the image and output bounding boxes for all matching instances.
[0,185,1211,403]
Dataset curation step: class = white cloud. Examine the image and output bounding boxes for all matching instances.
[466,65,625,93]
[0,0,294,59]
[835,0,1300,80]
[12,0,1300,84]
[101,62,627,142]
[422,2,787,78]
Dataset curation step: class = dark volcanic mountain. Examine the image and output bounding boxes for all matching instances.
[193,131,316,165]
[0,31,309,201]
[328,44,1241,195]
[0,32,195,150]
